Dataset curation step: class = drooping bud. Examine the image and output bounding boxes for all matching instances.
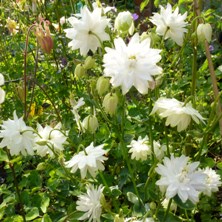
[96,77,110,96]
[82,115,99,133]
[74,64,86,78]
[83,56,95,70]
[35,17,53,54]
[102,93,118,116]
[197,23,212,43]
[114,11,134,35]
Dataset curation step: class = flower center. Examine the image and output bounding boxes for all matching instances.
[178,167,190,183]
[128,55,137,70]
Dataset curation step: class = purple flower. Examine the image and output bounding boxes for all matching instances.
[209,45,214,52]
[132,13,139,21]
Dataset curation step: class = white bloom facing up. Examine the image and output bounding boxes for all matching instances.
[103,33,162,94]
[150,3,187,46]
[156,155,206,204]
[128,136,151,161]
[65,142,108,179]
[34,123,68,157]
[201,167,222,196]
[150,98,204,132]
[0,73,5,104]
[0,111,35,156]
[64,5,110,56]
[77,184,104,222]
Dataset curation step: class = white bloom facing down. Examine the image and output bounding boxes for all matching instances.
[77,184,104,222]
[150,98,204,132]
[201,167,222,196]
[65,142,108,179]
[64,5,110,56]
[150,3,187,46]
[103,33,162,94]
[0,111,35,156]
[156,155,206,204]
[128,136,151,161]
[0,73,5,104]
[34,123,68,157]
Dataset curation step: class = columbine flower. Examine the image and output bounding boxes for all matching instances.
[0,111,35,156]
[103,33,162,94]
[128,136,151,161]
[150,98,204,132]
[201,167,222,196]
[0,73,5,104]
[153,140,166,161]
[150,3,187,46]
[156,155,206,204]
[65,142,108,179]
[197,23,212,43]
[64,5,110,56]
[34,123,68,157]
[77,184,104,222]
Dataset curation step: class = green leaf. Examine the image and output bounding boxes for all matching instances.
[26,207,39,221]
[41,214,52,222]
[140,0,150,12]
[173,195,195,210]
[0,149,8,162]
[127,192,139,204]
[217,162,222,170]
[40,195,50,213]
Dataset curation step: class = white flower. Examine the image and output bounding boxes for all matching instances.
[34,123,68,157]
[0,73,5,104]
[150,3,187,46]
[103,33,162,94]
[156,155,206,204]
[0,111,35,156]
[162,198,177,212]
[77,184,104,222]
[65,142,108,178]
[150,98,204,132]
[153,140,166,160]
[201,167,222,196]
[128,136,151,161]
[64,5,110,56]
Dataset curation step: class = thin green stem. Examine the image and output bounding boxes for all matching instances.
[164,198,172,221]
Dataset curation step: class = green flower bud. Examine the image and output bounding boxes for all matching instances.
[114,11,134,35]
[75,64,86,78]
[103,93,118,116]
[114,215,124,222]
[149,202,157,210]
[197,23,212,43]
[96,77,110,96]
[83,56,95,70]
[82,115,98,133]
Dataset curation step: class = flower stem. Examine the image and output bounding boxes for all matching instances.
[164,198,172,221]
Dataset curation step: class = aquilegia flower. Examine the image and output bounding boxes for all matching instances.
[64,5,110,56]
[34,123,68,157]
[103,33,162,94]
[76,184,104,222]
[156,154,206,204]
[150,97,204,132]
[201,167,222,196]
[65,142,108,178]
[128,136,151,161]
[150,3,187,46]
[0,111,35,156]
[0,73,5,104]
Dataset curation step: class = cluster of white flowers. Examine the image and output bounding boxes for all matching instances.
[156,155,221,204]
[0,111,67,157]
[151,97,204,132]
[65,142,108,178]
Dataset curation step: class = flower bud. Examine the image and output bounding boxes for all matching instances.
[96,77,110,96]
[197,23,212,43]
[114,11,134,35]
[82,115,98,133]
[83,56,95,70]
[114,215,124,222]
[103,93,118,116]
[35,19,53,54]
[75,64,86,78]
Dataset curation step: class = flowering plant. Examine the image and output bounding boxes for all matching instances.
[0,0,222,222]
